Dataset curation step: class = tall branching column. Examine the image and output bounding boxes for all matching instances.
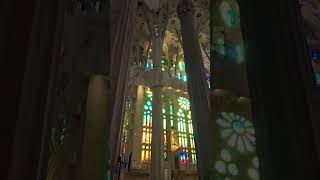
[150,31,164,180]
[177,0,213,179]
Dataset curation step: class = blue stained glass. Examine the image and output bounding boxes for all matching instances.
[183,75,187,81]
[311,50,318,61]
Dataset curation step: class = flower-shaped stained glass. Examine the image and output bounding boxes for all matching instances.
[178,97,190,110]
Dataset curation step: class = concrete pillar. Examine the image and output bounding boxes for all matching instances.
[150,35,164,180]
[177,0,213,179]
[80,75,110,180]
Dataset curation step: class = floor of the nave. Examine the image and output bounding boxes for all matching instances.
[120,169,198,180]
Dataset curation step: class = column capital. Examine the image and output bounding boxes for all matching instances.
[177,0,195,18]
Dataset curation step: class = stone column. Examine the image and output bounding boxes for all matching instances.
[237,0,320,179]
[150,35,164,180]
[7,0,60,179]
[177,0,213,179]
[80,75,110,180]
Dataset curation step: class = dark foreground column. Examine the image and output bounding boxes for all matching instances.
[7,0,60,179]
[237,0,320,179]
[177,0,213,179]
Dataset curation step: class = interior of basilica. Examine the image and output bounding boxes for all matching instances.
[2,0,320,180]
[117,0,209,179]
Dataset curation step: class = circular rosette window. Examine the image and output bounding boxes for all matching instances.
[216,112,256,153]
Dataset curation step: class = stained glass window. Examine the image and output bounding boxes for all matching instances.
[169,102,174,128]
[140,89,196,165]
[177,96,196,164]
[146,49,153,70]
[141,88,152,162]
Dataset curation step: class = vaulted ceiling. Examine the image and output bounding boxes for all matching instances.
[134,0,210,73]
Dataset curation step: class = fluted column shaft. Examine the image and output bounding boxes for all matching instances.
[110,0,137,179]
[109,0,138,178]
[177,0,213,179]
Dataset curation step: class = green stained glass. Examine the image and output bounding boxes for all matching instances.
[178,61,185,71]
[169,102,174,127]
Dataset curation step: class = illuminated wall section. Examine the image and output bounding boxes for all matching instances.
[220,0,238,29]
[214,0,244,64]
[212,104,260,179]
[212,0,260,179]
